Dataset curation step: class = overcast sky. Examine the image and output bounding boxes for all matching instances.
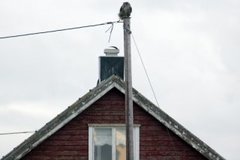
[0,0,239,159]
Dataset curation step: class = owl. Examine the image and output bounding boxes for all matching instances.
[119,2,132,19]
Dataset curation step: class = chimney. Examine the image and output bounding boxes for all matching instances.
[99,46,124,82]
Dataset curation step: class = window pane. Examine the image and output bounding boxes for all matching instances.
[94,128,112,160]
[116,127,126,160]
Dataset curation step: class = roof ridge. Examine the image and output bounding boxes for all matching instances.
[2,75,225,160]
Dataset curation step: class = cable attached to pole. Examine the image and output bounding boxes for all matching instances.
[105,22,114,43]
[132,32,178,158]
[131,33,160,107]
[0,20,121,40]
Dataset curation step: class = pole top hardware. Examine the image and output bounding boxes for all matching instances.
[119,2,132,19]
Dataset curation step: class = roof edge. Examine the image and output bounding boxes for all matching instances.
[2,75,225,160]
[99,76,225,160]
[2,76,118,160]
[131,88,225,160]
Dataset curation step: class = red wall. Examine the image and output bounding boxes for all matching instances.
[23,88,207,160]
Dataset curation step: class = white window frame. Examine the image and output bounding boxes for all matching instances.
[89,124,140,160]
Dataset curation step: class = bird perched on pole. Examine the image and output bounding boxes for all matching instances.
[119,2,132,19]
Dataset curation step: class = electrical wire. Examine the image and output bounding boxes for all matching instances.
[132,32,178,155]
[0,20,121,40]
[131,33,160,107]
[0,131,35,136]
[0,20,121,137]
[105,22,114,43]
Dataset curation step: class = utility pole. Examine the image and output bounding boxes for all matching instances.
[119,2,134,160]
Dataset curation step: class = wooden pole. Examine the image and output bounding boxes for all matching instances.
[118,2,133,159]
[123,16,134,160]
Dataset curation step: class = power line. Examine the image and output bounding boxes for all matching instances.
[132,33,178,157]
[131,33,160,107]
[0,20,121,40]
[0,131,35,136]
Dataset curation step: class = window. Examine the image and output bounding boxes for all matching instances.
[89,125,139,160]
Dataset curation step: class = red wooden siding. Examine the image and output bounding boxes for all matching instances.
[23,88,207,160]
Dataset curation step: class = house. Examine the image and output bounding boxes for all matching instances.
[2,48,225,160]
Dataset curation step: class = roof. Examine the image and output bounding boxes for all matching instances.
[2,75,225,160]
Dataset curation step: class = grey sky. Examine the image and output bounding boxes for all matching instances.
[0,0,239,159]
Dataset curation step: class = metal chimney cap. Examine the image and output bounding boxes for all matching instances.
[104,46,119,56]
